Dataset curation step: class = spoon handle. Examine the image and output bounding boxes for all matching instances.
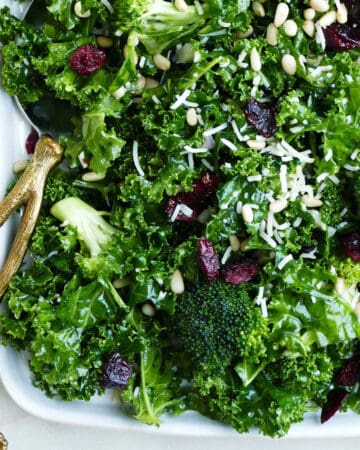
[0,136,63,298]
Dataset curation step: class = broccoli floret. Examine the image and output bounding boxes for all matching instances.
[50,197,117,257]
[175,280,268,371]
[50,197,128,309]
[113,0,209,54]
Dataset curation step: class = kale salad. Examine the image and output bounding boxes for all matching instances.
[0,0,360,437]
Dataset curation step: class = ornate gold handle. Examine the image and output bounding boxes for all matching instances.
[0,136,63,298]
[0,432,7,450]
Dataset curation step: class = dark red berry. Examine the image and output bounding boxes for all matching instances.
[100,353,132,389]
[197,237,220,282]
[323,1,360,51]
[335,357,360,386]
[165,172,218,222]
[324,24,360,51]
[25,127,39,154]
[321,388,349,424]
[165,192,200,222]
[221,259,259,284]
[70,44,107,75]
[244,97,277,138]
[341,231,360,261]
[193,172,218,199]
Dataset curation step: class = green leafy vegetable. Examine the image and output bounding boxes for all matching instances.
[1,0,360,437]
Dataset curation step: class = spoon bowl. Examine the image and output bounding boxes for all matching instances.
[15,0,78,139]
[15,95,77,141]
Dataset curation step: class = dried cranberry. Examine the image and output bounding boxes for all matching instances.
[321,388,349,424]
[100,352,132,389]
[165,172,218,222]
[244,97,277,138]
[221,259,259,284]
[25,127,39,154]
[340,231,360,261]
[193,172,218,199]
[70,44,107,75]
[323,1,360,51]
[324,24,360,51]
[197,237,220,282]
[165,192,200,222]
[335,357,360,386]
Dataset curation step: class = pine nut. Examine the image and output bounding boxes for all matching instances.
[301,195,323,208]
[112,86,127,99]
[242,204,254,224]
[269,198,288,214]
[141,302,156,317]
[309,0,329,13]
[174,0,188,12]
[252,1,265,17]
[236,25,254,39]
[246,139,266,150]
[12,159,28,174]
[74,1,91,18]
[283,19,298,37]
[266,23,278,46]
[334,277,345,295]
[144,77,159,89]
[316,10,337,28]
[197,207,211,224]
[274,3,289,27]
[236,201,243,214]
[336,3,348,24]
[303,20,315,37]
[240,237,251,252]
[229,234,241,252]
[303,8,316,20]
[153,53,171,71]
[82,171,106,182]
[96,36,113,48]
[281,54,297,75]
[186,108,198,127]
[113,276,131,288]
[136,76,146,93]
[170,269,185,294]
[250,47,261,71]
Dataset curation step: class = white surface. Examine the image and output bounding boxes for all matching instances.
[1,1,360,448]
[1,379,360,450]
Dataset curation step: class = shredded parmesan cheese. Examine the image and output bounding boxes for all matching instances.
[132,141,145,177]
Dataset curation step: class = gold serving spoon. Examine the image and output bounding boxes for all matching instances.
[0,1,78,298]
[0,0,81,298]
[0,136,64,298]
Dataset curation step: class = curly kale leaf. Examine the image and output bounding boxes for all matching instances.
[266,260,360,356]
[0,7,49,103]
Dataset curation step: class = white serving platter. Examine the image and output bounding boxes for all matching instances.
[1,0,360,440]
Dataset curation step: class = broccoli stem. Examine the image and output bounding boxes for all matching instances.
[115,0,209,54]
[50,197,117,256]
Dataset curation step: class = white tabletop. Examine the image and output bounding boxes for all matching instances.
[1,380,360,450]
